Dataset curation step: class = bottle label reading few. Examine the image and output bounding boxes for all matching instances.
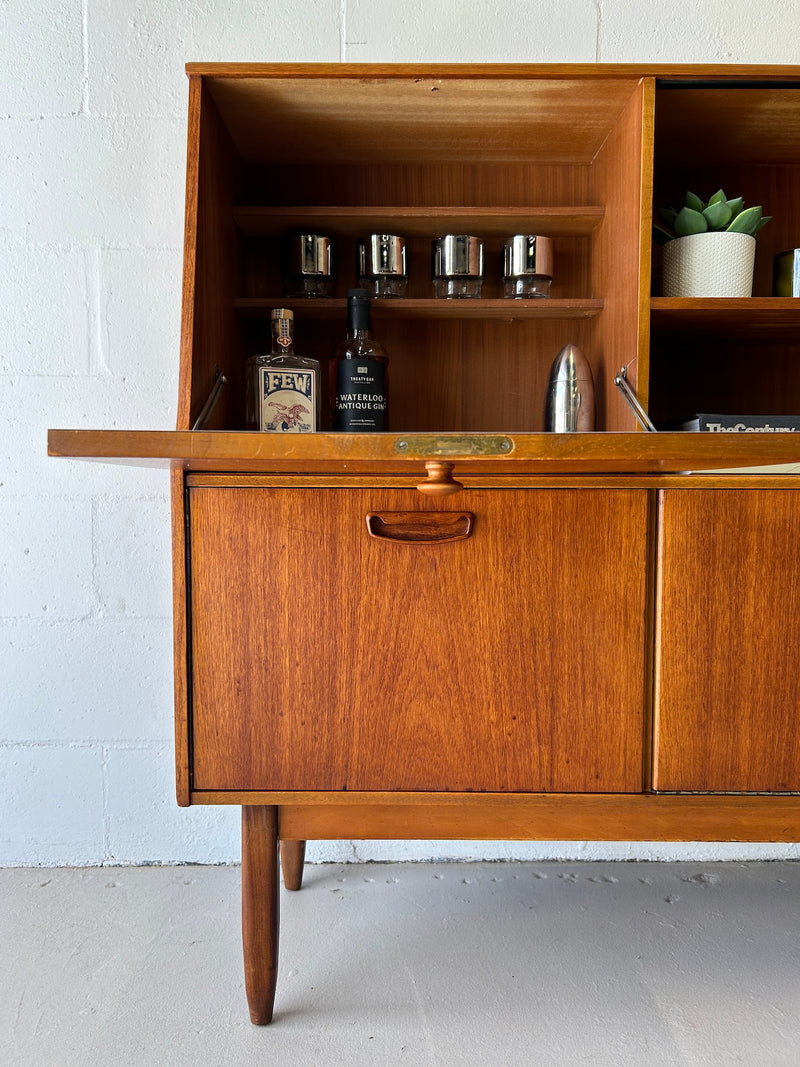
[258,368,316,432]
[335,359,387,431]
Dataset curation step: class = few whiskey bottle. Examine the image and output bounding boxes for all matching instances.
[331,289,389,431]
[246,308,320,432]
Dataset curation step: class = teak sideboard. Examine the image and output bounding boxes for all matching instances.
[49,63,800,1024]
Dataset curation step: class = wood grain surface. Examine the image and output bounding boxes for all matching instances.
[241,806,279,1024]
[189,486,648,793]
[273,792,800,842]
[47,429,800,473]
[654,489,800,791]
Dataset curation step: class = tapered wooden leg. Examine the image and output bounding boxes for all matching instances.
[241,805,279,1025]
[280,840,307,891]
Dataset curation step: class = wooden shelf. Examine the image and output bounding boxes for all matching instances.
[650,298,800,340]
[234,297,603,320]
[233,205,605,238]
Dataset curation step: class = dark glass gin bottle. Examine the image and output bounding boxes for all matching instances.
[330,289,389,431]
[246,308,320,432]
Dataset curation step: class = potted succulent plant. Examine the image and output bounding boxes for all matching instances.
[653,189,770,297]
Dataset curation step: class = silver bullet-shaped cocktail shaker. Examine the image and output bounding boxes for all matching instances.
[544,343,595,431]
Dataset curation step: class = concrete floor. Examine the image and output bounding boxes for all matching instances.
[2,861,799,1066]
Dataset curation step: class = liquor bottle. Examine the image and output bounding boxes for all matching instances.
[245,308,320,432]
[330,289,389,431]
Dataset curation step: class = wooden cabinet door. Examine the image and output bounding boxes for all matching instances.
[188,486,648,793]
[654,489,800,792]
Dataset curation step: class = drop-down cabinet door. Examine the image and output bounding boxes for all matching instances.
[188,485,649,794]
[654,489,800,792]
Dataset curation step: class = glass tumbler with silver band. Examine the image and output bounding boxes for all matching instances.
[284,233,334,298]
[503,235,553,298]
[357,234,408,298]
[432,235,485,298]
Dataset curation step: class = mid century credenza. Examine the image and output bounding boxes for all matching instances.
[50,63,800,1023]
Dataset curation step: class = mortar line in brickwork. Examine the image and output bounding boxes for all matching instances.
[90,495,99,609]
[80,0,90,116]
[0,740,170,751]
[101,743,111,859]
[86,247,107,376]
[0,740,97,750]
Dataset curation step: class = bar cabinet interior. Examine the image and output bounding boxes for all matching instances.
[187,68,650,435]
[48,64,800,1024]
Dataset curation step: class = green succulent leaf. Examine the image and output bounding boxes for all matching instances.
[754,214,772,234]
[657,207,678,229]
[702,200,733,230]
[707,188,728,206]
[684,191,705,212]
[727,205,763,235]
[726,196,744,219]
[674,206,708,236]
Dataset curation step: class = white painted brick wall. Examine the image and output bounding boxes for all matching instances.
[3,0,84,117]
[345,0,599,62]
[3,619,174,741]
[93,497,173,618]
[0,745,105,866]
[2,497,95,618]
[2,0,800,866]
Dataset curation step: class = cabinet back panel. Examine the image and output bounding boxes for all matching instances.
[649,339,800,425]
[189,487,648,793]
[375,318,595,432]
[243,163,594,209]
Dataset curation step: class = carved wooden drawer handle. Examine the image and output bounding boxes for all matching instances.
[416,461,464,496]
[366,511,474,544]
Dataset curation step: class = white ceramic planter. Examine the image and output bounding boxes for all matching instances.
[662,231,756,297]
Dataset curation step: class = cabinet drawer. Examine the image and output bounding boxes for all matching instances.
[188,486,648,793]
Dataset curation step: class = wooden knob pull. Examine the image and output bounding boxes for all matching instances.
[416,461,464,496]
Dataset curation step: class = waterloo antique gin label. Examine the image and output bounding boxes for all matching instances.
[258,368,317,433]
[334,358,387,431]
